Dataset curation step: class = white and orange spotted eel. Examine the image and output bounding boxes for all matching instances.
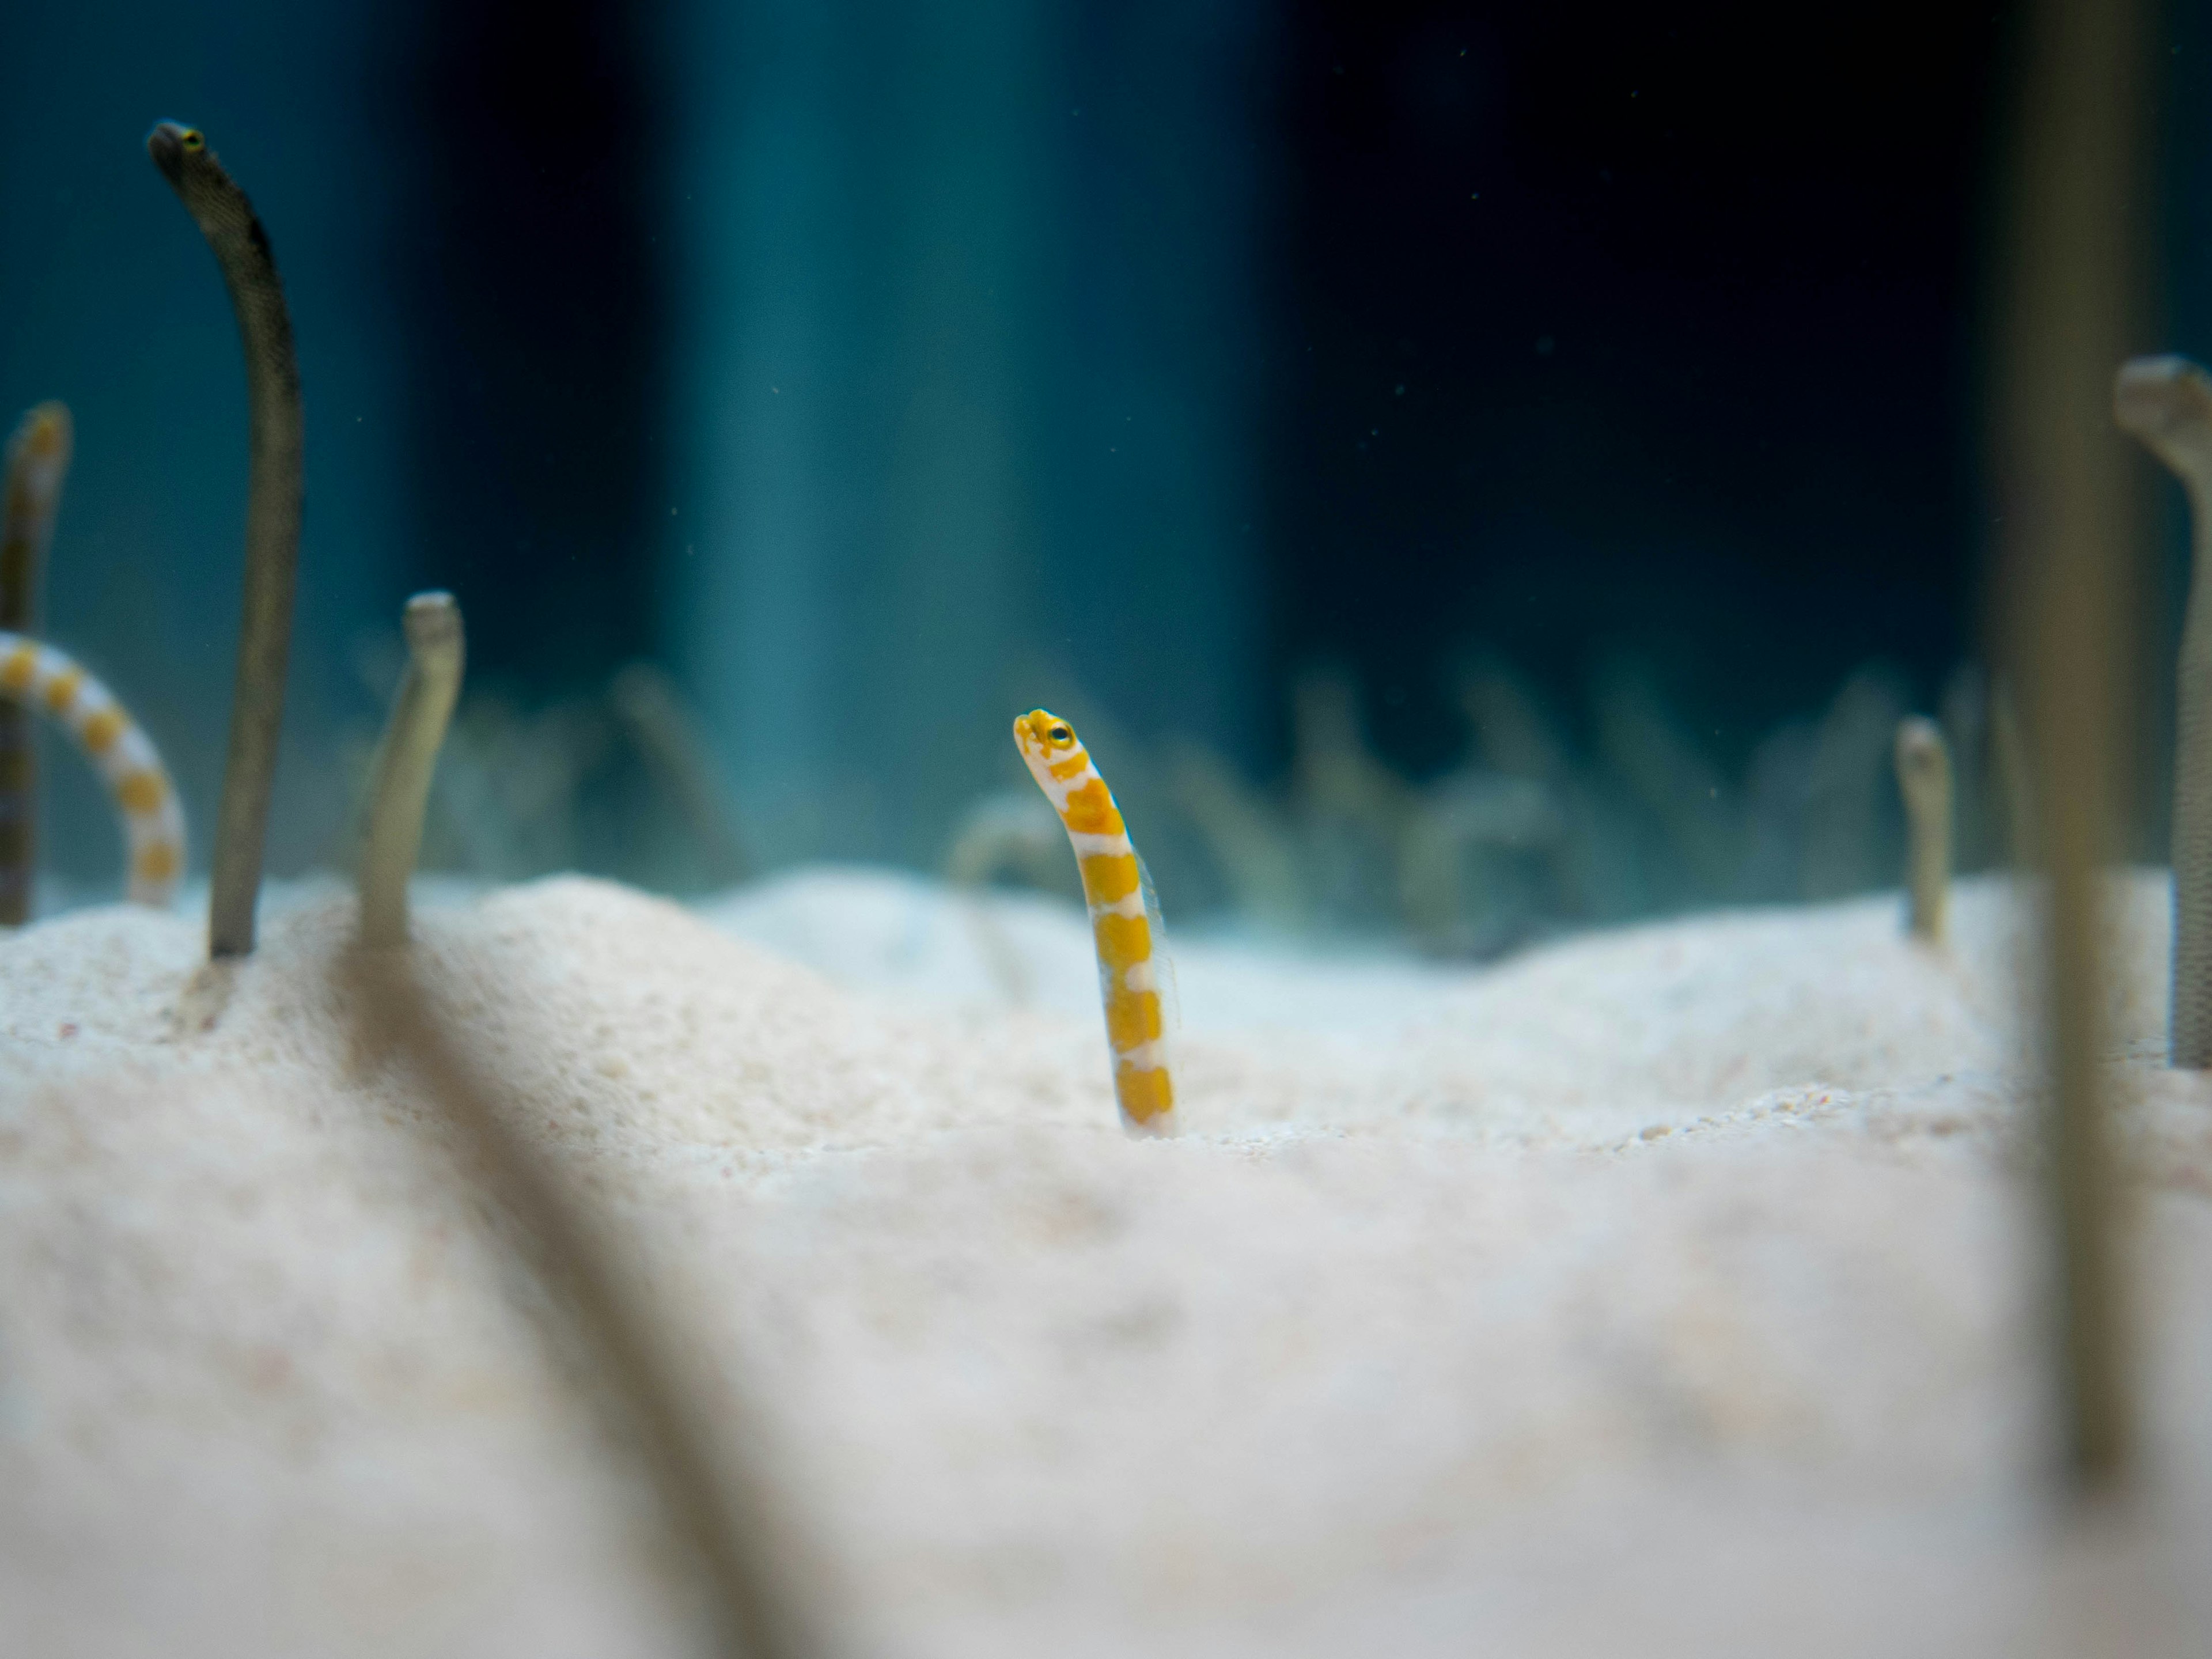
[1013,709,1176,1134]
[0,632,184,906]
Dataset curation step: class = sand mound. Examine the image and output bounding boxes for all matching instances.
[2,870,2208,1656]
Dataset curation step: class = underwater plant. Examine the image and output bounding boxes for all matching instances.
[1395,771,1563,957]
[942,787,1066,1004]
[0,403,71,922]
[1936,665,1999,872]
[2113,354,2212,1067]
[610,662,751,888]
[1014,709,1176,1133]
[1592,661,1745,899]
[1801,668,1911,902]
[1291,665,1413,926]
[1164,735,1307,933]
[1455,658,1629,919]
[148,122,304,960]
[359,594,465,948]
[1892,716,1952,942]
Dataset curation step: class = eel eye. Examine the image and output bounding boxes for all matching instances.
[1048,724,1071,744]
[180,129,205,151]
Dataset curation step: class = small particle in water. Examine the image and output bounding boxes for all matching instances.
[1536,336,1555,355]
[1640,1123,1672,1140]
[1394,384,1406,396]
[58,1022,77,1039]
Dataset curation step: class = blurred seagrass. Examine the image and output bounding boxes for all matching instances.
[1165,736,1307,933]
[1293,665,1412,925]
[612,662,751,888]
[1801,668,1911,902]
[1591,661,1745,900]
[1396,771,1563,957]
[943,789,1066,1003]
[1938,664,2000,873]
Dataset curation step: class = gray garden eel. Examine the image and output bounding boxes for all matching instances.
[359,593,464,948]
[1893,716,1952,943]
[2113,354,2212,1066]
[343,947,820,1659]
[148,120,304,959]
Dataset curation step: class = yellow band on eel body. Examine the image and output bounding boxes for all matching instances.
[0,630,185,908]
[1012,706,1176,1133]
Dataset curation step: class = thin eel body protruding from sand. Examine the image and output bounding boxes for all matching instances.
[1893,715,1952,944]
[148,120,303,959]
[0,631,184,907]
[360,594,465,949]
[344,951,820,1659]
[0,402,73,923]
[1014,709,1176,1133]
[2115,354,2212,1066]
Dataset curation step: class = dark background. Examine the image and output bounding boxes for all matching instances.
[1264,1,2011,779]
[386,0,2022,778]
[5,0,2206,897]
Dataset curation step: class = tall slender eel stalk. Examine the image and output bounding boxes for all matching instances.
[344,949,819,1659]
[1894,717,1952,944]
[0,402,71,923]
[360,594,464,949]
[1995,0,2150,1497]
[2112,356,2212,1065]
[148,121,304,959]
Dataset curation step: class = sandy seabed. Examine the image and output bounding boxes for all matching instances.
[2,868,2209,1657]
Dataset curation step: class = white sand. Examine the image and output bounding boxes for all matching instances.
[2,870,2209,1657]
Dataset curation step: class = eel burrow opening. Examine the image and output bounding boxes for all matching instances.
[359,593,465,949]
[1014,707,1177,1134]
[148,119,304,960]
[0,631,184,906]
